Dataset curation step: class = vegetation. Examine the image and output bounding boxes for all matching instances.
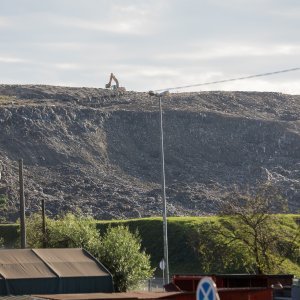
[0,194,7,207]
[98,226,154,292]
[24,213,153,291]
[1,215,299,278]
[0,223,18,247]
[25,213,100,254]
[189,216,300,275]
[219,184,299,274]
[95,217,206,275]
[95,215,300,277]
[0,194,8,222]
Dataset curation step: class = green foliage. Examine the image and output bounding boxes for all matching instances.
[95,217,211,275]
[0,224,18,247]
[48,213,100,254]
[95,215,300,277]
[188,220,253,273]
[0,194,7,207]
[223,215,299,274]
[26,213,100,254]
[25,213,47,248]
[188,216,300,276]
[25,213,153,292]
[0,194,8,222]
[219,185,300,274]
[97,225,154,292]
[1,215,299,277]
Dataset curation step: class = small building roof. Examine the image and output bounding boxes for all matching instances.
[33,248,108,277]
[0,248,109,279]
[0,249,56,279]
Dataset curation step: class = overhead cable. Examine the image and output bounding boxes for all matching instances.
[153,67,300,93]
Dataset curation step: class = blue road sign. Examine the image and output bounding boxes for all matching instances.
[196,277,219,300]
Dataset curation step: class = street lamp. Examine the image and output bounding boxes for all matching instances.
[149,90,170,285]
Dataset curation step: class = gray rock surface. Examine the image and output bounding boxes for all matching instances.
[0,85,299,221]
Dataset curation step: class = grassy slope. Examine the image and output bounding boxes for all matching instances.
[1,215,299,276]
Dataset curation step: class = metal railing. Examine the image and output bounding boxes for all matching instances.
[133,278,165,292]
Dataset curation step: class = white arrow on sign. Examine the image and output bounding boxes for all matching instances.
[196,277,220,300]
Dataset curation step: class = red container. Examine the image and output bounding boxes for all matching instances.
[171,274,293,300]
[173,274,293,291]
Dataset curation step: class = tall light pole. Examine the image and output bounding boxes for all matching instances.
[149,90,170,285]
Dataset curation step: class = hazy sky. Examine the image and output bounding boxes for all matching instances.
[1,0,300,93]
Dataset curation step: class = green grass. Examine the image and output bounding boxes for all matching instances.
[1,215,299,276]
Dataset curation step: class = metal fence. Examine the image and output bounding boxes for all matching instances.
[133,278,165,292]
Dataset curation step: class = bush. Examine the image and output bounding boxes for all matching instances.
[97,225,154,292]
[26,213,153,291]
[0,194,7,222]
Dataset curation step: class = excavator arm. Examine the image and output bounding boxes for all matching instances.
[105,73,119,89]
[105,73,126,93]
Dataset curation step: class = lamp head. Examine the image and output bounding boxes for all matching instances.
[148,90,170,97]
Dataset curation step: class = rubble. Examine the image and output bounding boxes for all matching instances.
[0,85,299,221]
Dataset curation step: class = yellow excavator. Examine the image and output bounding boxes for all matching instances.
[105,73,126,93]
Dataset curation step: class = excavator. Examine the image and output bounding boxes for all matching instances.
[105,73,126,93]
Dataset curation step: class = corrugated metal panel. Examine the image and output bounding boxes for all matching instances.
[0,250,56,279]
[0,296,31,300]
[33,249,108,277]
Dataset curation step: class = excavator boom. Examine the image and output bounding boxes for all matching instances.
[105,73,119,89]
[105,73,126,93]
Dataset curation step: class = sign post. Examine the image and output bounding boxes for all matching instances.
[159,258,166,287]
[196,277,220,300]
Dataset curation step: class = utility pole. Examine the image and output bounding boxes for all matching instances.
[42,199,46,248]
[19,159,26,248]
[149,90,170,285]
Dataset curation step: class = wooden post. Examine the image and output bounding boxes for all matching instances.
[42,199,46,248]
[19,159,26,248]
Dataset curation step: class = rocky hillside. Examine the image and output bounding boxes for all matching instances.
[0,85,299,221]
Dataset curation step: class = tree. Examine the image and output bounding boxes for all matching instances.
[26,214,154,292]
[0,194,7,222]
[219,184,299,274]
[48,213,100,254]
[0,195,6,207]
[26,213,100,254]
[25,213,49,248]
[189,220,252,274]
[97,225,154,292]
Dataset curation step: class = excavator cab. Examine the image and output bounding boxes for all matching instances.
[105,73,126,93]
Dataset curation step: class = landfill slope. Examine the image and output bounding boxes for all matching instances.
[0,85,299,220]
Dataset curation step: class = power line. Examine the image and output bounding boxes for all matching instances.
[153,67,300,93]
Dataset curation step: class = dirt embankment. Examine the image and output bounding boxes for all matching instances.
[0,85,299,220]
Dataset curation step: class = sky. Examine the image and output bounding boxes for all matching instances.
[0,0,300,94]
